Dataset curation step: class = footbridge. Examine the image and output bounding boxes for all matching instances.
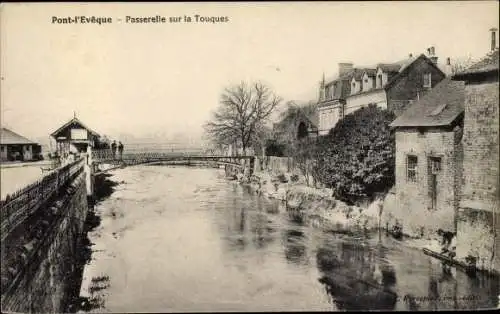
[91,150,255,175]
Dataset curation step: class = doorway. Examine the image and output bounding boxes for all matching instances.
[428,156,442,210]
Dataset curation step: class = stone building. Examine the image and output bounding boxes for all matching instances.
[270,102,318,156]
[273,103,319,141]
[390,78,465,236]
[317,48,447,135]
[452,46,499,274]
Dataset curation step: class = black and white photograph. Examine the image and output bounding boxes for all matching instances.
[0,1,499,312]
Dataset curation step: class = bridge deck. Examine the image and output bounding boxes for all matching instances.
[92,154,255,174]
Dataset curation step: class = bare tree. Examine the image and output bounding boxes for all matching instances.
[204,81,282,155]
[451,55,477,75]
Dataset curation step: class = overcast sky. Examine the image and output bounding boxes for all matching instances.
[1,1,498,143]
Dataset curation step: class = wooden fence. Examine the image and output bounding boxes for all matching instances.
[0,158,85,242]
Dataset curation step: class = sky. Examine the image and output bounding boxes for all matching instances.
[1,1,498,145]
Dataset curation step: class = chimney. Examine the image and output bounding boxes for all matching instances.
[444,57,452,76]
[318,73,326,101]
[338,63,354,77]
[428,46,438,64]
[490,27,498,51]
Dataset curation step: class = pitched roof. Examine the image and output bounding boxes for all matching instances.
[352,68,370,81]
[325,70,355,86]
[326,56,417,85]
[452,49,499,79]
[390,77,465,128]
[51,117,100,138]
[385,54,444,90]
[1,128,38,145]
[362,68,377,77]
[377,63,402,73]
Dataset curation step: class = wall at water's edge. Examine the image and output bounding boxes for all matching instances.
[1,173,88,313]
[455,208,500,275]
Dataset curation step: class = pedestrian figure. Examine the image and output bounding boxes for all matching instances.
[437,228,456,259]
[111,141,117,160]
[118,141,124,160]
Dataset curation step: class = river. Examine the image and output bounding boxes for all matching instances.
[76,165,499,312]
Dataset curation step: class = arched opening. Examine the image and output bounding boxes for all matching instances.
[297,121,308,139]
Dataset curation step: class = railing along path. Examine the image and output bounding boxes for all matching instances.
[0,158,85,242]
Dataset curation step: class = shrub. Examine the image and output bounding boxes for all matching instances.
[265,139,287,157]
[316,104,395,204]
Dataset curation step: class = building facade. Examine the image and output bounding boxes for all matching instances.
[0,128,42,162]
[50,117,101,159]
[452,48,499,274]
[317,48,446,136]
[390,78,465,236]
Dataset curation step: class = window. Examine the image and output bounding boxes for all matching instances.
[423,73,432,88]
[377,74,383,88]
[407,155,418,182]
[429,156,442,174]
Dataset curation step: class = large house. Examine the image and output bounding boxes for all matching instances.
[317,47,448,135]
[390,78,465,235]
[0,128,42,162]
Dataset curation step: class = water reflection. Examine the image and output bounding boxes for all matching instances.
[316,233,499,311]
[316,238,398,311]
[283,229,308,265]
[219,191,278,252]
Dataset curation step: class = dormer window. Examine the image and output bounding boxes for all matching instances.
[423,73,432,88]
[377,74,383,88]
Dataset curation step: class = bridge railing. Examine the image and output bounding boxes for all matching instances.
[92,149,209,162]
[0,157,85,242]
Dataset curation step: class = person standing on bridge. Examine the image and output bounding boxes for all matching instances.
[118,141,124,160]
[111,141,117,160]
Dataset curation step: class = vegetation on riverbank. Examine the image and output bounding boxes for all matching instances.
[267,104,395,206]
[315,105,395,205]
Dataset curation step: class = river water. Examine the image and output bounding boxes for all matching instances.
[77,165,499,312]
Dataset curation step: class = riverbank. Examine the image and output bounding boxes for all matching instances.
[66,173,118,313]
[234,169,444,254]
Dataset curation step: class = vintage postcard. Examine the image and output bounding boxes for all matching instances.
[1,1,499,312]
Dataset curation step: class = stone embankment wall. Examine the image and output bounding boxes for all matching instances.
[1,164,89,312]
[237,159,383,234]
